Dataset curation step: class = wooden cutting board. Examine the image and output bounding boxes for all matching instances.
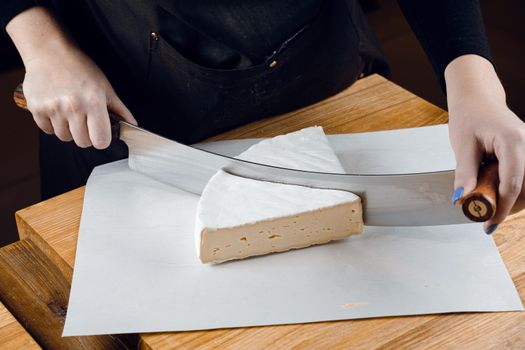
[4,74,524,349]
[0,300,41,349]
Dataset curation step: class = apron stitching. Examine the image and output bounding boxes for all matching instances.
[264,23,311,65]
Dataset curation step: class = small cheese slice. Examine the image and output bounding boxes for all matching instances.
[195,127,363,263]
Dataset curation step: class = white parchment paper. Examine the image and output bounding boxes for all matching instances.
[63,125,523,336]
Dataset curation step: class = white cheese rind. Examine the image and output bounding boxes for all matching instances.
[236,126,346,173]
[196,126,363,263]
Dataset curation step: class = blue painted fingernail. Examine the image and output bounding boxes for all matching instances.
[451,187,464,205]
[485,224,499,235]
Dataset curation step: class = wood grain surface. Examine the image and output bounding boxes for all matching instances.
[0,300,41,349]
[0,239,134,349]
[13,75,525,349]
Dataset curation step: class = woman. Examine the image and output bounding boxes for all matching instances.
[2,0,524,234]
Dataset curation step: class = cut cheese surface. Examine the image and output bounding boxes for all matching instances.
[195,126,363,263]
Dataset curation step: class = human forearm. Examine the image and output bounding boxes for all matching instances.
[445,54,505,106]
[6,6,74,66]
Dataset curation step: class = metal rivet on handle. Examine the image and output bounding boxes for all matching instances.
[150,32,159,41]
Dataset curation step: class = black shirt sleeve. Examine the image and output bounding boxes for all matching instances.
[1,0,38,29]
[397,0,494,92]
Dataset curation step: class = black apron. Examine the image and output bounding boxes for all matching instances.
[40,0,389,199]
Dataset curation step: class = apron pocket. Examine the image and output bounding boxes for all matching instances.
[143,0,364,144]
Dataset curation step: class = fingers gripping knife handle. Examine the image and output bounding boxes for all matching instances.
[460,160,499,222]
[13,83,121,139]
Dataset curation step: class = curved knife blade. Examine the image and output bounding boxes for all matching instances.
[119,122,468,226]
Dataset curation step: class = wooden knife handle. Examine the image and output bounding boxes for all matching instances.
[461,159,499,222]
[13,84,26,109]
[13,83,122,139]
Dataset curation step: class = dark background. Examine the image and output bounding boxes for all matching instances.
[1,0,524,247]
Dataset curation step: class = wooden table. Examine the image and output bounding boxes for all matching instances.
[3,74,524,349]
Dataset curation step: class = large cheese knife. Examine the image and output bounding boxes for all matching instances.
[14,85,497,226]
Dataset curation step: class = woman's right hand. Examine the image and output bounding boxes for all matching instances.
[23,46,137,149]
[6,6,137,150]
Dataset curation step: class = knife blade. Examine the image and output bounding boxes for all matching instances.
[120,122,470,226]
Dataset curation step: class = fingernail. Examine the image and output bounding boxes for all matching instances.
[485,224,499,235]
[451,187,464,205]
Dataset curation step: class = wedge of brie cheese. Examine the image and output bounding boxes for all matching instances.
[195,126,363,263]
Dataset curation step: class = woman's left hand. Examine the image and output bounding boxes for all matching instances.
[446,55,525,234]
